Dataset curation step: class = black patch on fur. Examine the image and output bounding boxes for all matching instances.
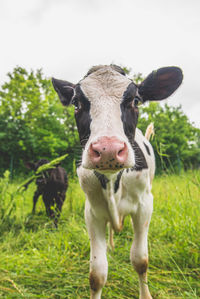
[120,83,138,144]
[94,171,109,189]
[138,67,183,102]
[114,170,124,193]
[74,84,91,147]
[52,78,74,106]
[131,141,148,171]
[143,142,151,156]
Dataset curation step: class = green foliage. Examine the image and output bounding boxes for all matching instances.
[0,170,14,223]
[0,171,199,298]
[0,67,79,176]
[138,102,200,173]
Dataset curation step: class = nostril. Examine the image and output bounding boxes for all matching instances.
[90,144,101,159]
[117,143,126,157]
[118,149,124,156]
[93,150,101,158]
[116,144,128,164]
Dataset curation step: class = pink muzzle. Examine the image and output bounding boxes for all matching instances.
[89,136,128,170]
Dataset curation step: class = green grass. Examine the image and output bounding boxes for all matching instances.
[0,170,199,298]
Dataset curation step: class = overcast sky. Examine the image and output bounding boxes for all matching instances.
[0,0,199,127]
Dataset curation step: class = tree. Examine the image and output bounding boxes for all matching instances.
[138,102,200,173]
[0,67,79,176]
[0,66,199,176]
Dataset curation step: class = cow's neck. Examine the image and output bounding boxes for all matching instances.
[96,172,123,232]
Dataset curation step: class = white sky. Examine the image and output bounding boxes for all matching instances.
[0,0,199,127]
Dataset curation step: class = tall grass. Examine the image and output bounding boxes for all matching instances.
[0,171,199,298]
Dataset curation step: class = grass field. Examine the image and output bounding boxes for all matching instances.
[0,170,199,298]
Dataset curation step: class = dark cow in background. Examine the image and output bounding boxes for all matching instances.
[26,159,68,226]
[52,64,183,298]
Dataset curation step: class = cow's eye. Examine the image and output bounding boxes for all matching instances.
[134,97,140,107]
[72,98,82,112]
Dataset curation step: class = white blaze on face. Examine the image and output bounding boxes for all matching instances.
[80,66,135,170]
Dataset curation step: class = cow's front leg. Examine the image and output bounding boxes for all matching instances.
[85,201,108,299]
[32,190,41,214]
[130,193,153,299]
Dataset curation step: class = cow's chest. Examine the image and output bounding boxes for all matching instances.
[78,166,151,231]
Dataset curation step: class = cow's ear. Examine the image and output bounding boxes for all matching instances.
[138,67,183,102]
[25,162,35,170]
[52,78,75,106]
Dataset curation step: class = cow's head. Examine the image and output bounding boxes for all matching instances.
[25,159,50,185]
[25,159,49,172]
[52,65,183,172]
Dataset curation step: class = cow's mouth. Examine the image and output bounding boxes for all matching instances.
[82,163,131,174]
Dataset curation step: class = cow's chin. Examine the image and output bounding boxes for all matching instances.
[82,163,133,174]
[95,168,122,174]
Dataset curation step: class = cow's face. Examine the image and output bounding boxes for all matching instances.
[52,65,183,173]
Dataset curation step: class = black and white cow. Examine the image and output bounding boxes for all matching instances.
[52,65,183,299]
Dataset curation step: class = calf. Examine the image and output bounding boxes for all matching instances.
[52,65,183,298]
[26,159,68,225]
